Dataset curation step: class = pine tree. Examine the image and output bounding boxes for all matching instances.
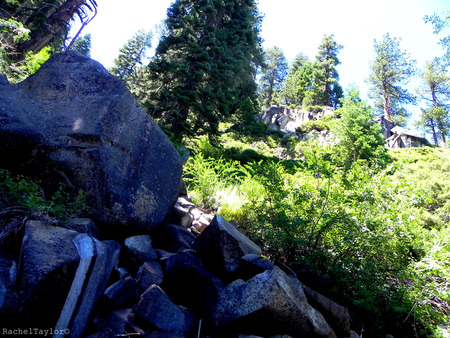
[315,34,343,107]
[283,61,324,107]
[71,33,91,57]
[147,0,263,141]
[425,11,450,60]
[367,33,416,125]
[334,87,390,169]
[109,30,152,86]
[258,46,288,106]
[0,0,97,61]
[416,58,450,145]
[109,30,153,109]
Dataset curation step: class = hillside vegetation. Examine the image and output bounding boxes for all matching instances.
[182,123,450,337]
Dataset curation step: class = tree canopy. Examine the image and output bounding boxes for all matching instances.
[258,46,288,106]
[416,58,450,145]
[315,34,343,107]
[146,0,263,141]
[367,33,416,125]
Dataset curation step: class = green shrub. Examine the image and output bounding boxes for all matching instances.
[0,169,88,220]
[184,143,450,335]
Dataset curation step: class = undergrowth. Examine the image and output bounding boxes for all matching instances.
[183,136,450,337]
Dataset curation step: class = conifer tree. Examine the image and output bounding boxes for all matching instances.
[416,58,450,145]
[334,87,390,169]
[109,30,153,109]
[258,46,288,106]
[315,34,343,107]
[367,33,416,125]
[71,33,91,57]
[147,0,263,140]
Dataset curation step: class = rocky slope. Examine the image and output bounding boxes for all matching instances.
[0,52,356,337]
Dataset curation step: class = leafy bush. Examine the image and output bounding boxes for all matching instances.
[0,169,88,220]
[184,142,450,336]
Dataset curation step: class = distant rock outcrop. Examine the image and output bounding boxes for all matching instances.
[258,105,334,135]
[260,106,430,149]
[0,52,183,232]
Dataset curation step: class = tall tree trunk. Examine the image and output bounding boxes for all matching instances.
[14,0,89,61]
[382,83,391,121]
[429,117,439,146]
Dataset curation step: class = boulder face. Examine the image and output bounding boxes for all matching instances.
[0,52,182,231]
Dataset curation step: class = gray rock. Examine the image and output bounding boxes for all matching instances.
[237,254,276,280]
[136,261,164,292]
[193,215,262,275]
[170,196,195,228]
[0,74,8,85]
[85,328,117,338]
[152,223,196,253]
[0,52,182,231]
[122,235,158,273]
[0,251,18,313]
[135,285,196,337]
[163,250,225,316]
[103,277,139,308]
[19,220,120,337]
[146,332,185,338]
[107,308,144,335]
[212,267,336,337]
[303,285,351,337]
[64,218,99,238]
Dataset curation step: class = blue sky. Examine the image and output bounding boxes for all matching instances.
[72,0,449,127]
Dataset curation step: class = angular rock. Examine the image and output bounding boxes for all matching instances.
[0,251,18,314]
[152,223,196,253]
[163,250,225,316]
[237,254,276,280]
[107,308,145,336]
[169,196,195,228]
[303,285,351,337]
[136,261,164,292]
[0,52,182,231]
[135,285,196,337]
[147,332,185,338]
[122,235,158,273]
[65,218,99,238]
[103,277,139,308]
[85,328,117,338]
[0,74,8,85]
[19,220,120,337]
[212,267,336,337]
[193,215,262,275]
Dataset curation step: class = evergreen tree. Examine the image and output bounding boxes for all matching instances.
[283,61,324,107]
[315,34,343,107]
[367,33,416,125]
[289,52,309,75]
[258,46,288,106]
[71,33,91,57]
[0,0,97,61]
[425,11,450,60]
[0,0,97,81]
[334,87,390,169]
[147,0,263,141]
[109,29,153,109]
[109,30,152,86]
[416,58,450,145]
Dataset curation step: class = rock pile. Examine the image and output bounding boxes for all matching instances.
[0,53,354,337]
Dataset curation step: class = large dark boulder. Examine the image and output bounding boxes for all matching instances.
[212,267,336,337]
[135,285,196,337]
[19,220,120,337]
[0,52,182,231]
[193,215,262,276]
